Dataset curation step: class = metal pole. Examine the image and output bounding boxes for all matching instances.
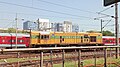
[15,13,18,49]
[62,50,65,67]
[37,18,40,31]
[29,29,31,48]
[101,19,103,34]
[50,50,53,67]
[109,48,112,67]
[104,48,107,67]
[40,51,43,67]
[78,49,81,67]
[17,52,20,67]
[94,49,96,67]
[115,0,119,59]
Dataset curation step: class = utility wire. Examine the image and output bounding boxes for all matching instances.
[0,1,93,19]
[98,5,114,13]
[96,5,114,18]
[37,0,96,14]
[0,11,83,19]
[102,19,112,29]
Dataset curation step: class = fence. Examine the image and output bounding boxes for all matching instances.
[0,46,120,67]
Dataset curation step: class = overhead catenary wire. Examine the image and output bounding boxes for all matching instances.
[0,1,93,19]
[0,11,86,20]
[96,5,115,18]
[37,0,96,14]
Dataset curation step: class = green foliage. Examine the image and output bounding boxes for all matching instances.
[0,28,28,33]
[87,30,99,33]
[87,30,114,36]
[7,28,16,33]
[102,30,114,36]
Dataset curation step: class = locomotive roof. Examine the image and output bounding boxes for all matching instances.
[39,31,50,34]
[0,33,30,37]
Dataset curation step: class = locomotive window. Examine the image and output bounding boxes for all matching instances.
[41,35,44,39]
[41,35,49,39]
[81,36,83,39]
[46,35,49,39]
[90,36,96,42]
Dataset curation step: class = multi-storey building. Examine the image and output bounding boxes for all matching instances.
[23,21,38,31]
[53,23,63,32]
[63,21,72,32]
[72,24,79,32]
[37,18,52,31]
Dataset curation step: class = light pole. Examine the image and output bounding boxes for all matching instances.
[15,13,24,49]
[115,0,119,59]
[15,13,18,49]
[101,19,103,34]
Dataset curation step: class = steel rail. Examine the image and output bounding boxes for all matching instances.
[0,46,119,52]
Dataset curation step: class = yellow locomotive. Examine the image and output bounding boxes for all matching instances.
[30,31,103,47]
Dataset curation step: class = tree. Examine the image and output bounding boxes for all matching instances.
[102,30,114,36]
[87,30,99,33]
[7,28,16,33]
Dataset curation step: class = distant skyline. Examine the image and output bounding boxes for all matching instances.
[0,0,119,32]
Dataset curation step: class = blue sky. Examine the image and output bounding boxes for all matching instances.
[0,0,119,32]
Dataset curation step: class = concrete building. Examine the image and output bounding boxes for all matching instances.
[37,18,52,31]
[53,23,63,32]
[72,24,79,32]
[23,21,38,31]
[63,21,72,32]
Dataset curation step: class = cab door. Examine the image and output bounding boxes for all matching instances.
[38,33,40,43]
[60,36,63,43]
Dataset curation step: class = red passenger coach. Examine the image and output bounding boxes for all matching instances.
[102,36,117,46]
[0,33,30,48]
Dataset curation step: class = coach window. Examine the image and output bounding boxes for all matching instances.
[110,40,112,43]
[12,40,14,42]
[8,40,12,42]
[18,40,23,43]
[14,40,16,42]
[2,40,5,43]
[105,40,109,43]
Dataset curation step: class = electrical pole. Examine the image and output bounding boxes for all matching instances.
[101,19,103,34]
[37,18,40,31]
[15,13,18,49]
[115,0,119,59]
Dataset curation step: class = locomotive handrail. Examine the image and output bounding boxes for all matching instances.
[0,46,119,52]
